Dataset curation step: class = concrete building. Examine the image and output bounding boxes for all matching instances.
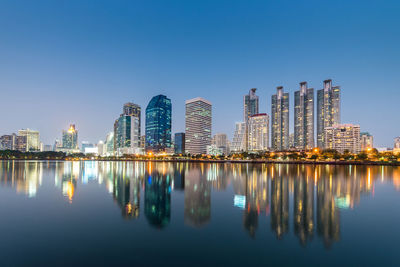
[0,134,16,150]
[360,132,374,151]
[271,86,289,151]
[317,79,341,148]
[294,82,314,150]
[248,113,269,151]
[212,133,229,155]
[18,129,40,152]
[185,97,212,155]
[232,122,246,152]
[394,137,400,149]
[324,124,361,153]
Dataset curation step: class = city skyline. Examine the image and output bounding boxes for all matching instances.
[0,1,399,147]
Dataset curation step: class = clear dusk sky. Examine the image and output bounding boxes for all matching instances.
[0,0,399,147]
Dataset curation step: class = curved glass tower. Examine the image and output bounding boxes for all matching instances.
[145,95,172,152]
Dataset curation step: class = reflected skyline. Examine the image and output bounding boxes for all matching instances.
[0,160,399,249]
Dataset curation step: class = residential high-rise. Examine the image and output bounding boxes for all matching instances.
[232,122,246,152]
[185,97,212,155]
[317,79,341,148]
[271,86,289,151]
[174,133,185,154]
[248,113,269,151]
[145,95,172,153]
[212,133,229,155]
[294,82,314,150]
[62,124,78,149]
[0,134,16,150]
[360,132,374,151]
[15,135,27,152]
[244,88,259,151]
[18,129,40,152]
[324,124,360,153]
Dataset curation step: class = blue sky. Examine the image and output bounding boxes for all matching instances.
[0,0,399,147]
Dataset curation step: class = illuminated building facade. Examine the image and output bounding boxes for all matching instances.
[185,97,212,155]
[0,134,16,150]
[18,129,40,152]
[248,113,269,151]
[114,115,140,155]
[212,133,229,155]
[294,82,314,149]
[324,124,361,153]
[145,95,172,153]
[394,137,400,149]
[317,79,341,148]
[360,132,374,151]
[62,124,78,149]
[271,86,289,151]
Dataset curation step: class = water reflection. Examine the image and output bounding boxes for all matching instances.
[0,161,399,249]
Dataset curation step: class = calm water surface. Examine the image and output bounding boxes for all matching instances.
[0,160,399,266]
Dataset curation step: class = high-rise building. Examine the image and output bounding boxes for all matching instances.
[360,132,374,151]
[294,82,314,150]
[248,113,269,151]
[174,133,185,154]
[123,102,141,142]
[114,102,142,155]
[145,95,172,153]
[244,88,259,151]
[0,134,16,150]
[271,86,289,151]
[105,132,114,155]
[232,122,246,152]
[324,124,361,153]
[62,124,78,149]
[15,135,27,152]
[114,115,140,155]
[185,97,212,155]
[317,79,341,148]
[394,137,400,149]
[18,129,40,152]
[212,133,229,155]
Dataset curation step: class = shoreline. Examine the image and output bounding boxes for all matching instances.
[1,158,399,166]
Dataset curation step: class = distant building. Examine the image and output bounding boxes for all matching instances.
[324,124,361,153]
[81,141,94,152]
[248,114,269,151]
[62,124,78,150]
[43,145,53,152]
[244,88,259,151]
[15,135,27,152]
[105,132,114,156]
[317,79,340,148]
[232,122,246,152]
[207,144,223,156]
[114,102,141,155]
[212,133,229,155]
[0,134,16,150]
[18,129,40,152]
[53,139,62,151]
[294,82,314,149]
[271,86,289,151]
[360,132,374,151]
[185,97,212,155]
[289,133,294,149]
[145,95,172,153]
[394,137,400,149]
[174,133,185,154]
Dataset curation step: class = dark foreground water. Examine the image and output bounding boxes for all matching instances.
[0,161,399,266]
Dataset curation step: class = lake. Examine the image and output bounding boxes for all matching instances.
[0,161,399,266]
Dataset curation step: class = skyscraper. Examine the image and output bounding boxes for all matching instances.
[317,79,341,148]
[114,114,140,155]
[185,97,212,155]
[123,102,141,141]
[145,95,172,153]
[294,82,314,150]
[248,113,269,151]
[174,133,185,154]
[244,88,259,151]
[18,129,40,152]
[271,86,289,151]
[62,124,78,149]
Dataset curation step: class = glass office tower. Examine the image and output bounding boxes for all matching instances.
[145,95,172,153]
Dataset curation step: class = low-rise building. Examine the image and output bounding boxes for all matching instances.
[324,124,361,153]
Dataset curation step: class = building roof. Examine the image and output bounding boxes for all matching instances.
[185,97,212,105]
